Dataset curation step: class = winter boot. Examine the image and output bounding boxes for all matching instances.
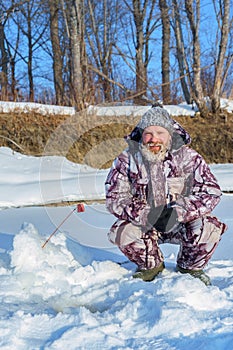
[176,266,211,286]
[133,262,165,282]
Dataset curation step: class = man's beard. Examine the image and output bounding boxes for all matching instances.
[140,142,169,162]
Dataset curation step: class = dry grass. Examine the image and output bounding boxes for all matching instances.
[0,109,232,168]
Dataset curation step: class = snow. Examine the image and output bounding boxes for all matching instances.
[0,97,232,116]
[88,98,233,116]
[0,147,232,208]
[0,101,233,349]
[0,147,107,207]
[88,103,197,117]
[0,101,76,115]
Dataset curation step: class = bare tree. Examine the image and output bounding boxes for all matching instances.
[159,0,171,104]
[85,0,118,102]
[184,0,209,116]
[132,0,149,104]
[61,0,86,108]
[171,0,192,104]
[0,10,8,100]
[119,0,159,105]
[48,0,64,105]
[0,0,29,101]
[12,0,49,102]
[5,25,21,101]
[211,0,231,113]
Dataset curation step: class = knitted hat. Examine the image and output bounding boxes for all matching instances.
[137,107,174,135]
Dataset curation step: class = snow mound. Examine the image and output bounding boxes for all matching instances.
[0,223,232,349]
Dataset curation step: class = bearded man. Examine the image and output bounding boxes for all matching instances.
[105,106,227,285]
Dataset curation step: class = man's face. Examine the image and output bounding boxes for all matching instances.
[142,125,171,154]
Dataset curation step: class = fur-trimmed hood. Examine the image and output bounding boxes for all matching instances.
[125,118,191,154]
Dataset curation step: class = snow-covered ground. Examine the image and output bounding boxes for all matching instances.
[0,101,232,349]
[0,101,76,115]
[0,147,232,208]
[1,97,232,115]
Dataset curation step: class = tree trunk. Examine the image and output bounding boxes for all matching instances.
[211,0,230,114]
[133,0,148,105]
[27,8,34,102]
[66,0,84,108]
[9,57,17,101]
[159,0,171,104]
[0,22,8,100]
[172,0,191,104]
[185,0,208,116]
[49,0,64,105]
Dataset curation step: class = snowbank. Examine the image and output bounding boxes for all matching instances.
[0,101,76,115]
[0,147,232,209]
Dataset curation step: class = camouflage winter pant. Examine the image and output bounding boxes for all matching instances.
[108,216,227,270]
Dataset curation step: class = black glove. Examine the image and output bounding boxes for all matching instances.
[148,204,178,233]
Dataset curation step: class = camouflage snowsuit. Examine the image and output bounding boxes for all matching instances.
[105,120,227,271]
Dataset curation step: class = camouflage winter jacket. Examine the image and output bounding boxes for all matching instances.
[105,119,222,227]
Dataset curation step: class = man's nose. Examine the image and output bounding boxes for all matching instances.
[150,133,160,142]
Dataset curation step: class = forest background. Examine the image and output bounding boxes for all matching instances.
[0,0,233,165]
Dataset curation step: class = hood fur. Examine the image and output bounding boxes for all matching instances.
[125,118,191,154]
